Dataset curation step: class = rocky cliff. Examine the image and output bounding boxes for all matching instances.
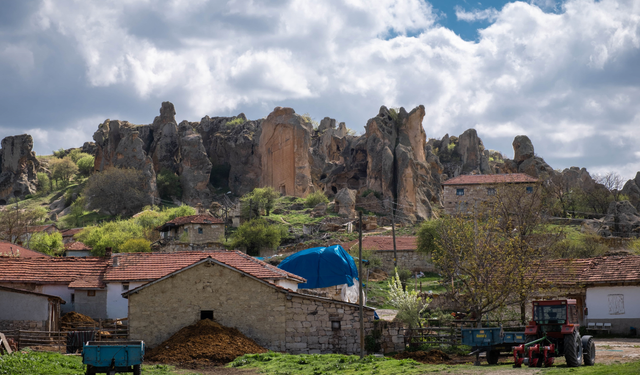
[0,134,40,204]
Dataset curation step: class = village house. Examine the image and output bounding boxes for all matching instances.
[0,285,64,332]
[441,173,539,215]
[124,252,375,355]
[60,228,84,244]
[13,223,59,246]
[353,236,434,273]
[64,241,92,257]
[156,215,225,250]
[540,254,640,335]
[0,241,50,258]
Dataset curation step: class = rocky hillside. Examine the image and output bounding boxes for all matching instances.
[0,101,627,223]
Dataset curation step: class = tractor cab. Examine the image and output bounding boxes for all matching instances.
[525,300,579,337]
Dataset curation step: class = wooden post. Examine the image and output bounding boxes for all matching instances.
[358,210,364,358]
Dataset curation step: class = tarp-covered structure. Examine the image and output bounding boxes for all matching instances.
[277,245,359,289]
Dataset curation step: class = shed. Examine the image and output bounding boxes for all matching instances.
[156,215,225,249]
[124,254,375,354]
[0,285,64,332]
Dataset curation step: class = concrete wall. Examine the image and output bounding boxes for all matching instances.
[0,290,49,321]
[75,290,107,319]
[0,319,47,331]
[373,250,434,273]
[106,282,145,319]
[586,285,640,335]
[128,262,287,349]
[284,295,375,355]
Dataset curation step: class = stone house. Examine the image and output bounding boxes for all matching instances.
[353,236,434,273]
[539,254,640,335]
[0,257,108,318]
[124,253,375,354]
[441,173,539,215]
[156,215,225,249]
[0,285,64,332]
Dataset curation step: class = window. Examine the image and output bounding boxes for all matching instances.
[608,294,625,315]
[487,188,496,196]
[201,310,214,320]
[71,293,75,303]
[456,188,465,196]
[122,283,129,291]
[198,228,203,234]
[87,290,96,297]
[184,228,188,234]
[331,321,341,330]
[526,186,533,194]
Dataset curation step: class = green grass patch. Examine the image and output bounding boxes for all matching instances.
[229,352,438,375]
[0,350,195,375]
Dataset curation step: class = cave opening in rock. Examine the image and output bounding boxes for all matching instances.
[210,163,231,191]
[331,186,337,194]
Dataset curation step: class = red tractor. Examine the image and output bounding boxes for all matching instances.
[513,299,596,367]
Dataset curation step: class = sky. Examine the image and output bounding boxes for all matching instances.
[1,0,640,180]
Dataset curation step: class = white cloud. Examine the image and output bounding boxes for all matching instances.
[455,6,500,22]
[1,0,640,181]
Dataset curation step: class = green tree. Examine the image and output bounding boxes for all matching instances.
[156,169,182,201]
[120,238,151,253]
[29,232,64,256]
[50,157,78,186]
[76,156,95,176]
[241,187,280,218]
[67,150,91,163]
[36,172,51,195]
[305,191,329,208]
[63,196,86,228]
[387,270,430,328]
[0,201,48,244]
[227,218,286,256]
[84,168,149,216]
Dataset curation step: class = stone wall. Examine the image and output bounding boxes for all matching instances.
[179,223,225,245]
[443,183,534,215]
[0,320,46,331]
[376,321,407,354]
[128,261,286,350]
[285,294,375,355]
[373,250,434,273]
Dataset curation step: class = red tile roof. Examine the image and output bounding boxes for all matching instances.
[0,242,50,258]
[65,242,92,251]
[352,236,417,251]
[60,228,84,238]
[0,285,65,303]
[540,256,640,286]
[104,251,305,283]
[0,257,108,286]
[442,173,538,185]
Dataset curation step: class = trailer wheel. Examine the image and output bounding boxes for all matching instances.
[133,364,141,375]
[582,335,596,366]
[487,350,500,365]
[564,331,583,367]
[85,365,95,375]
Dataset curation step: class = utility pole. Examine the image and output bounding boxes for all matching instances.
[358,210,364,358]
[224,206,229,242]
[391,199,397,269]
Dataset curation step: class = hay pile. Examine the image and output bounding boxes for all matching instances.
[146,319,267,365]
[60,312,98,330]
[393,349,451,364]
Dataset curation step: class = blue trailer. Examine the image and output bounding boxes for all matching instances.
[461,328,525,365]
[82,340,145,375]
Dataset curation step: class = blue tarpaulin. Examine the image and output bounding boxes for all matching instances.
[277,245,359,289]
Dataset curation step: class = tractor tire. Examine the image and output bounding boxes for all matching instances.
[133,364,141,375]
[564,331,583,367]
[582,335,596,366]
[487,350,500,365]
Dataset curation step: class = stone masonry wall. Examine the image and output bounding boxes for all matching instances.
[376,321,407,354]
[128,261,287,350]
[285,294,375,355]
[443,183,535,215]
[179,223,225,245]
[0,320,46,331]
[373,250,434,273]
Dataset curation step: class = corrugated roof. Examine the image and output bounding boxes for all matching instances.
[0,242,51,258]
[442,173,538,185]
[351,236,417,251]
[104,251,305,283]
[0,257,108,286]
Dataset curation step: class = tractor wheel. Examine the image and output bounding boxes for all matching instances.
[85,365,95,375]
[564,331,583,367]
[133,364,141,375]
[487,350,500,365]
[582,335,596,366]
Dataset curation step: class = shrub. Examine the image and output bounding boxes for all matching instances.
[227,218,286,256]
[29,232,64,256]
[120,238,151,253]
[67,150,91,163]
[156,169,182,201]
[388,270,430,328]
[361,189,382,199]
[50,157,78,186]
[305,191,329,208]
[84,168,149,216]
[241,187,280,217]
[226,117,245,127]
[76,155,95,176]
[36,172,50,195]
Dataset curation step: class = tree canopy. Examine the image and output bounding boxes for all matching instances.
[84,168,150,216]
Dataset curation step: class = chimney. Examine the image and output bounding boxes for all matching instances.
[196,203,203,215]
[105,247,112,258]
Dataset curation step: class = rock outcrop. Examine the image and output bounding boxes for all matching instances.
[584,201,640,237]
[507,135,556,179]
[149,102,180,173]
[622,172,640,210]
[0,134,39,204]
[178,121,212,205]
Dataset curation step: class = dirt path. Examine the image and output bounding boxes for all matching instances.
[592,337,640,363]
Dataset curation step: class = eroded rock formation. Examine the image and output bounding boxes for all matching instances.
[0,134,39,204]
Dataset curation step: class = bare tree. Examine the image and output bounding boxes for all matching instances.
[84,168,150,216]
[595,172,625,202]
[0,200,48,244]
